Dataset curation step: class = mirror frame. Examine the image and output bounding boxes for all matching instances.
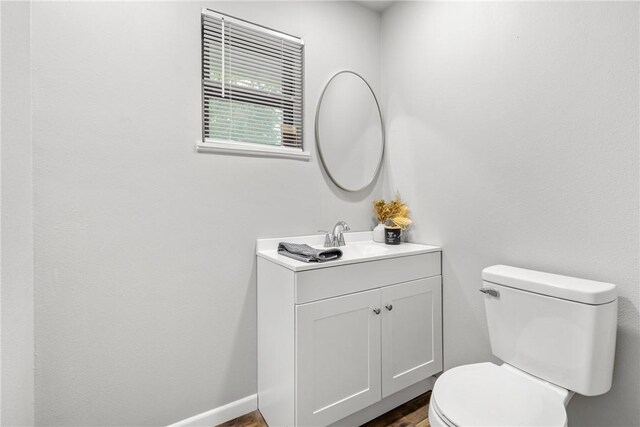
[315,70,385,192]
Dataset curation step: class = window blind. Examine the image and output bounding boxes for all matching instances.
[202,10,304,149]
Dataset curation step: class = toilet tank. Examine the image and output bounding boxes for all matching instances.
[482,265,617,396]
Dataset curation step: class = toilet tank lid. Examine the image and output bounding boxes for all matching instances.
[482,265,617,305]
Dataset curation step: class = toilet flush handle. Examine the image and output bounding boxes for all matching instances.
[479,288,500,298]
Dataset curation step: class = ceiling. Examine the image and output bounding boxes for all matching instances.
[356,1,396,13]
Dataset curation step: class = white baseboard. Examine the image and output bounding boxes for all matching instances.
[168,394,257,427]
[168,377,432,427]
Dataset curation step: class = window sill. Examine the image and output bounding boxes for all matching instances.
[196,140,310,161]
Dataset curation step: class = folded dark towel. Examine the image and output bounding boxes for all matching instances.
[277,242,343,263]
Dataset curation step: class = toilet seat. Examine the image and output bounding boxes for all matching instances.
[429,398,458,427]
[432,362,568,427]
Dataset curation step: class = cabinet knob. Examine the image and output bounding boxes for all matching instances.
[373,308,381,315]
[385,304,393,311]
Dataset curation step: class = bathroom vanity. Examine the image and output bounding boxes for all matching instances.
[256,232,443,426]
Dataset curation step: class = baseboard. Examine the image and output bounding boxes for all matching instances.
[168,377,432,427]
[168,394,257,427]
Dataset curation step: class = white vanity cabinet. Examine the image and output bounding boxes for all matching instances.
[257,234,442,427]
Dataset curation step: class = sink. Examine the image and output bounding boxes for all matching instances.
[340,242,389,257]
[311,241,389,259]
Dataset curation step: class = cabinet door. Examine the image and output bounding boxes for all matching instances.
[381,276,442,398]
[296,289,381,426]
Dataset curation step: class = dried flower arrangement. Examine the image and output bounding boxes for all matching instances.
[372,194,413,230]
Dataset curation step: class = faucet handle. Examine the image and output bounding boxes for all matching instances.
[318,230,334,248]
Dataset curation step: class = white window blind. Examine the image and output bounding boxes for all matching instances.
[201,10,304,150]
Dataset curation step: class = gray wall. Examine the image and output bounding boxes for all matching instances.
[381,2,639,426]
[10,1,639,425]
[31,2,382,425]
[1,2,35,425]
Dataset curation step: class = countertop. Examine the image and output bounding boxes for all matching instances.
[256,231,441,272]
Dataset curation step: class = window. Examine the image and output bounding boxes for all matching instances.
[198,9,307,159]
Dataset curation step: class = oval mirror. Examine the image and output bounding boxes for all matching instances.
[315,71,384,192]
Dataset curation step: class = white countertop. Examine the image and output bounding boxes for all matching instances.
[256,231,441,272]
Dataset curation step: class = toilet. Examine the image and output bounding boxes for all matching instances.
[429,265,618,427]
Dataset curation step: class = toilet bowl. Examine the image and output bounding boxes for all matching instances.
[429,265,618,427]
[428,363,571,427]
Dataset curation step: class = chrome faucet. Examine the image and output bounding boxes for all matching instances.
[320,221,351,247]
[331,221,351,247]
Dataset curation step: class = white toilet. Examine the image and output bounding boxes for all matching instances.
[429,265,618,427]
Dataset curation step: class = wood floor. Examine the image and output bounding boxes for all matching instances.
[216,391,431,427]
